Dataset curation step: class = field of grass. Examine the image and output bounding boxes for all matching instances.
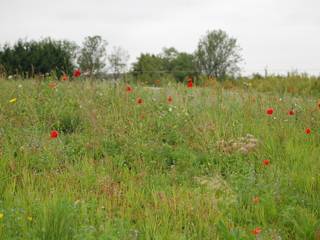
[0,78,319,239]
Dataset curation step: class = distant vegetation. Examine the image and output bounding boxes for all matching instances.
[0,30,244,82]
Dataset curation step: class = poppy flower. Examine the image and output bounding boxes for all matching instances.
[61,74,68,81]
[187,79,193,88]
[50,130,59,139]
[266,108,274,115]
[252,196,260,204]
[251,227,262,235]
[305,128,311,134]
[73,69,81,78]
[263,159,270,166]
[167,96,173,103]
[137,98,143,104]
[126,85,133,93]
[48,82,57,89]
[288,110,295,116]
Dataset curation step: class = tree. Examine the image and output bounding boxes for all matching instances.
[77,35,107,78]
[170,52,196,82]
[108,46,129,81]
[0,38,77,77]
[161,47,179,72]
[132,53,165,84]
[195,30,242,80]
[160,47,197,82]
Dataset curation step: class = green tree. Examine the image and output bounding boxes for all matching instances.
[77,35,107,78]
[160,47,197,82]
[108,46,129,81]
[171,52,196,82]
[132,53,165,84]
[161,47,179,72]
[195,30,242,80]
[0,38,77,78]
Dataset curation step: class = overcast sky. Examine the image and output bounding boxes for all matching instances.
[1,0,319,75]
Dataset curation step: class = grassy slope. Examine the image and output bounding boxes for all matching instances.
[0,79,319,239]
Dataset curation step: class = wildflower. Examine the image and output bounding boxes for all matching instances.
[263,159,270,166]
[137,98,143,104]
[61,74,68,81]
[48,82,57,89]
[288,110,295,116]
[27,216,32,221]
[167,96,173,103]
[126,85,133,93]
[266,108,274,115]
[0,213,3,219]
[50,130,59,139]
[187,78,193,88]
[73,69,81,78]
[305,128,311,135]
[252,196,260,204]
[251,227,262,235]
[9,98,17,103]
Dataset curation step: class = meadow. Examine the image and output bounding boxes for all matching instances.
[0,77,319,239]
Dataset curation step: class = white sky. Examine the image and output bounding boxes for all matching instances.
[1,0,320,75]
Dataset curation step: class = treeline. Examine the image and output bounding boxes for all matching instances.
[132,48,197,84]
[0,30,243,82]
[0,38,76,78]
[0,36,109,79]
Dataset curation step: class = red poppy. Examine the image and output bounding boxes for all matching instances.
[50,130,59,139]
[251,227,262,235]
[167,96,173,103]
[266,108,274,115]
[263,159,270,166]
[137,98,143,104]
[252,196,260,204]
[73,69,81,78]
[61,74,68,81]
[126,85,133,93]
[288,110,295,116]
[187,79,193,88]
[305,128,311,134]
[48,82,57,89]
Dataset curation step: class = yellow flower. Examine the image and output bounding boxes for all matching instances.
[27,216,32,221]
[9,98,17,103]
[0,213,4,219]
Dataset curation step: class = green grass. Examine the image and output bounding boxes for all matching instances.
[0,78,319,239]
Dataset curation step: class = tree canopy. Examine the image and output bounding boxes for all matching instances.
[0,38,77,77]
[195,30,242,80]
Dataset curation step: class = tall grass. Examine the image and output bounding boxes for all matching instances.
[0,78,319,239]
